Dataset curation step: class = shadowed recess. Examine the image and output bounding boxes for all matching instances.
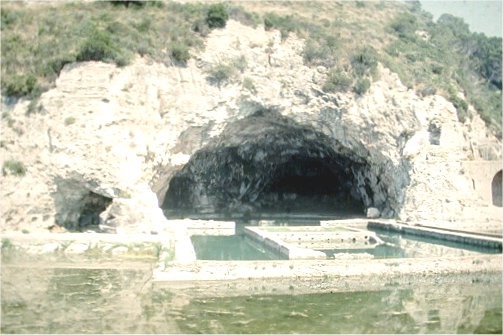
[162,110,373,217]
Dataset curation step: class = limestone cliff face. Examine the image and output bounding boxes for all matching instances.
[0,20,501,233]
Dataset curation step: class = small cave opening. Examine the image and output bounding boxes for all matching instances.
[162,111,372,219]
[76,191,113,231]
[53,178,114,232]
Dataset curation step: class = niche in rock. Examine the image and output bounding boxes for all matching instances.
[76,191,113,231]
[53,177,113,231]
[162,110,373,217]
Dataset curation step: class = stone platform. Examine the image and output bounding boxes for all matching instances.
[244,225,384,260]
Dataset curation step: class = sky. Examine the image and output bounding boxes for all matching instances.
[420,0,502,37]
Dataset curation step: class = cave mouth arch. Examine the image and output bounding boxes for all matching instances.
[492,170,502,207]
[162,111,372,219]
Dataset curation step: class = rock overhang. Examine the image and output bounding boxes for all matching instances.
[161,109,394,217]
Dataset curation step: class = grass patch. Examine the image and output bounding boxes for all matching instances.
[263,12,304,40]
[322,69,353,93]
[354,77,371,95]
[206,62,237,87]
[64,116,76,126]
[205,56,246,87]
[1,238,13,250]
[2,159,27,177]
[242,77,257,94]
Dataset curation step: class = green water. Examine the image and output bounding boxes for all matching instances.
[1,264,501,334]
[191,235,285,260]
[190,229,499,261]
[174,287,502,334]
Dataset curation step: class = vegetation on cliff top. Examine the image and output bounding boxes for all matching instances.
[1,0,501,137]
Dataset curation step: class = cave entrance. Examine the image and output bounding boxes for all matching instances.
[492,170,502,207]
[162,111,369,219]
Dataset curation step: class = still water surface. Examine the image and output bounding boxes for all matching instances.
[1,262,501,333]
[191,226,500,261]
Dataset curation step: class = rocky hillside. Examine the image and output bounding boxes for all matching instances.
[1,1,501,234]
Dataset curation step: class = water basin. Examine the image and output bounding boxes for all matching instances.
[189,219,500,261]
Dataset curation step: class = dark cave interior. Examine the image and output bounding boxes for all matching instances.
[162,111,371,218]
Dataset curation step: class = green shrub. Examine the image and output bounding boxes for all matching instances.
[134,17,152,33]
[206,62,236,87]
[76,27,130,66]
[1,238,13,250]
[229,5,261,27]
[169,42,190,65]
[231,55,247,73]
[354,78,371,95]
[192,18,210,36]
[2,159,27,177]
[420,86,437,96]
[322,69,353,93]
[3,74,40,98]
[263,12,298,39]
[390,12,417,39]
[242,77,257,93]
[303,35,338,67]
[1,8,23,29]
[108,1,145,8]
[64,116,76,126]
[351,46,379,77]
[448,87,469,122]
[206,3,229,29]
[44,56,76,77]
[430,62,443,75]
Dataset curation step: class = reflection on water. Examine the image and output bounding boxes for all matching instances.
[171,288,502,334]
[1,263,501,334]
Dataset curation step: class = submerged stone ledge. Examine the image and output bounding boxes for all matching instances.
[243,225,384,260]
[368,221,503,250]
[153,255,502,298]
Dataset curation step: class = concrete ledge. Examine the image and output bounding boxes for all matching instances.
[153,254,502,297]
[0,231,171,262]
[244,225,383,259]
[244,226,327,260]
[166,219,235,236]
[368,221,502,250]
